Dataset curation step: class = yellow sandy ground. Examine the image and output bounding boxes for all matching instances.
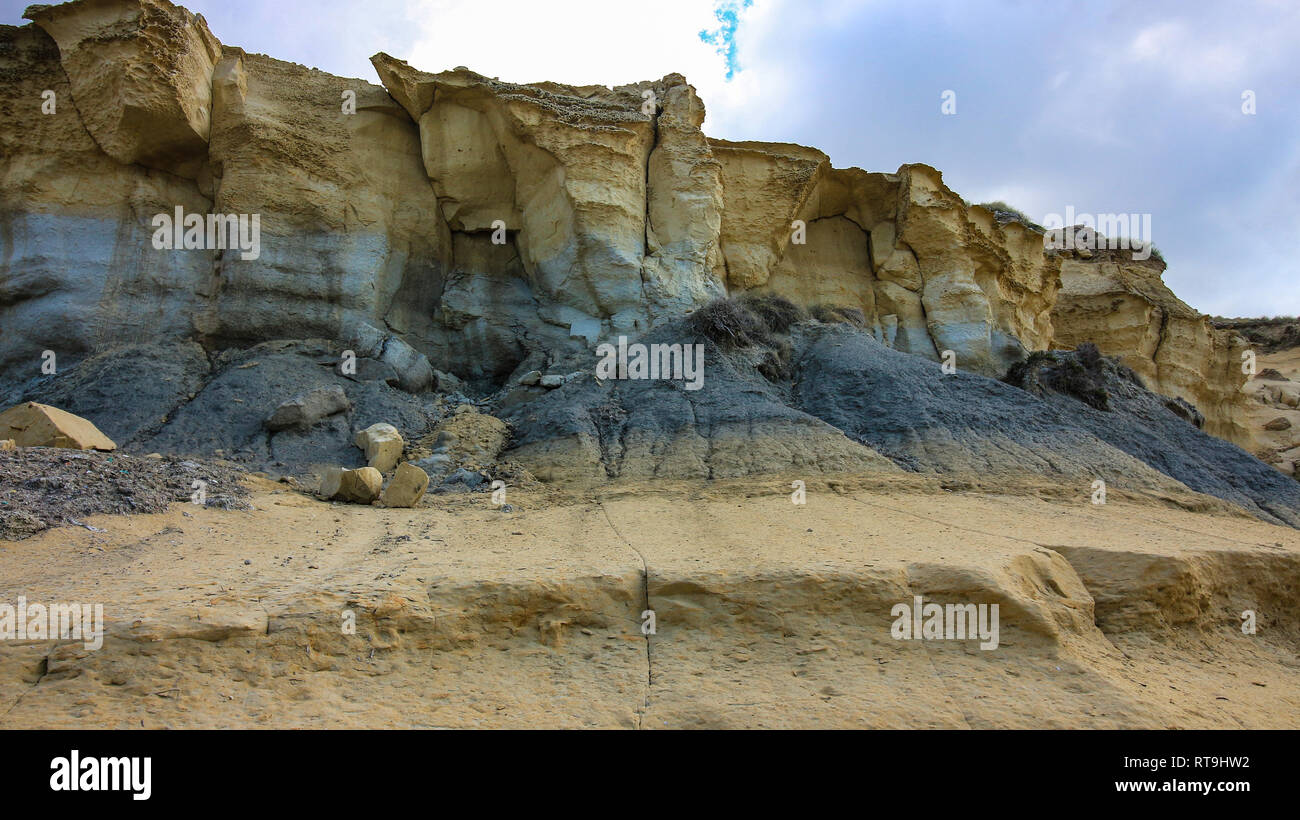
[1,475,1297,729]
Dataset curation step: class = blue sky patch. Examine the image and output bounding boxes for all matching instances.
[699,0,753,80]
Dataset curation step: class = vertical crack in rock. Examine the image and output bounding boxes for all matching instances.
[907,602,977,730]
[1150,306,1170,374]
[1,651,50,722]
[596,500,651,730]
[916,276,939,359]
[641,92,659,279]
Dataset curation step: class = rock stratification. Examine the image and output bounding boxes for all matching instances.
[24,0,223,178]
[1049,247,1249,445]
[710,147,1060,373]
[1214,320,1300,475]
[5,0,1061,388]
[0,0,1279,505]
[4,0,1299,737]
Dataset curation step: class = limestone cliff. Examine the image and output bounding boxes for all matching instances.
[1209,319,1300,474]
[0,0,1261,455]
[2,0,1058,387]
[709,147,1059,372]
[1048,246,1249,445]
[2,3,447,380]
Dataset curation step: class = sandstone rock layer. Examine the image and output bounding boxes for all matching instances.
[1050,248,1249,445]
[0,0,1270,484]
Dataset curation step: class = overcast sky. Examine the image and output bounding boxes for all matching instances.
[7,0,1298,317]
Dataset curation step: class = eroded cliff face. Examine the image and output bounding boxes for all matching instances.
[1203,320,1300,474]
[0,0,1254,446]
[1049,247,1249,445]
[0,17,212,373]
[368,54,728,360]
[2,2,448,380]
[24,0,222,179]
[709,145,1060,372]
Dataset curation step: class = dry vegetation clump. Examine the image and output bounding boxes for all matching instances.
[811,304,867,328]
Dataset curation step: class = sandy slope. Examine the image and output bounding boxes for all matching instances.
[1,477,1297,729]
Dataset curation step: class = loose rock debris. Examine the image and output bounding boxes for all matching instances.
[0,448,250,540]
